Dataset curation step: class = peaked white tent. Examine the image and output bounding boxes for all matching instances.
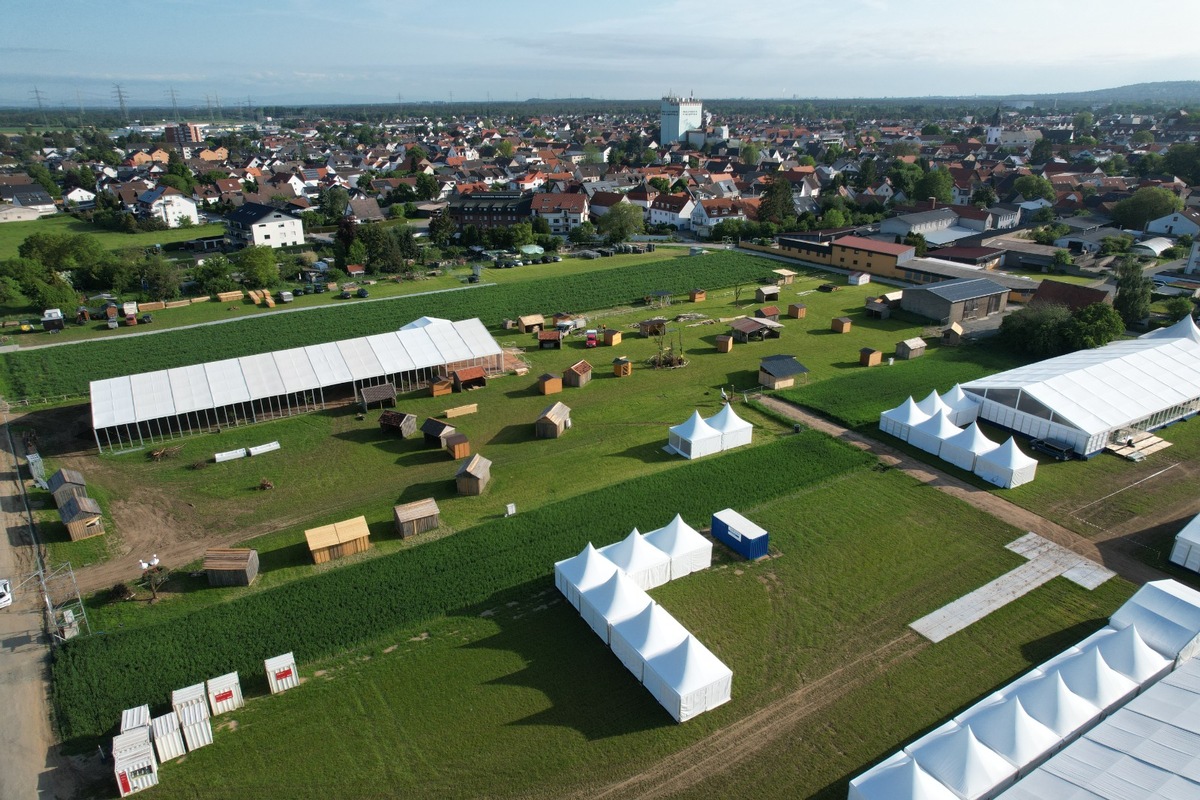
[880,397,930,442]
[642,634,733,722]
[1084,624,1172,685]
[1010,670,1102,738]
[578,570,654,644]
[915,389,953,418]
[553,543,619,610]
[643,515,712,580]
[1108,579,1200,662]
[667,411,723,459]
[1054,646,1139,714]
[939,422,1000,472]
[956,694,1062,769]
[705,404,753,451]
[974,437,1038,489]
[609,603,689,681]
[904,721,1018,799]
[1169,512,1200,573]
[848,752,961,800]
[907,410,963,457]
[940,384,982,426]
[598,529,672,590]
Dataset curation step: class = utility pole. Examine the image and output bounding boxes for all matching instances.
[205,93,213,121]
[214,93,223,121]
[245,96,254,122]
[30,86,48,128]
[75,89,85,120]
[112,83,129,122]
[167,86,180,121]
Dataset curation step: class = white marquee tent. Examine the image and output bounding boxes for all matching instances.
[609,602,689,681]
[1169,512,1200,573]
[667,411,723,459]
[705,404,753,451]
[1078,624,1172,685]
[642,634,733,723]
[643,515,712,580]
[904,721,1018,799]
[939,422,1000,472]
[848,752,961,800]
[955,694,1061,769]
[1108,579,1200,663]
[880,397,930,442]
[598,529,672,590]
[1010,670,1103,739]
[554,543,619,610]
[915,389,953,418]
[579,570,654,644]
[973,437,1038,488]
[907,410,963,457]
[1056,646,1139,714]
[940,384,982,426]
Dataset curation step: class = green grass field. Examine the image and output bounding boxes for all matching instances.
[0,214,225,261]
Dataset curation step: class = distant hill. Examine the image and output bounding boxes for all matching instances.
[1010,81,1200,106]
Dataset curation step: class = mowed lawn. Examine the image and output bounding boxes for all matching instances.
[140,465,1134,799]
[0,214,225,261]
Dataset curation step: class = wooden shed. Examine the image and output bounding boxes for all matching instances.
[393,498,440,538]
[730,317,783,343]
[848,271,871,286]
[772,268,798,285]
[564,360,592,388]
[603,328,623,346]
[758,355,809,390]
[787,303,807,319]
[379,411,417,437]
[756,306,780,322]
[537,373,563,395]
[359,383,397,410]
[48,468,87,508]
[58,495,103,541]
[755,285,780,303]
[689,289,707,302]
[537,329,563,349]
[451,366,488,391]
[831,316,852,333]
[305,516,371,564]
[864,298,892,319]
[518,314,545,333]
[612,356,633,377]
[203,548,259,587]
[638,318,667,338]
[942,322,964,346]
[896,337,927,360]
[456,454,492,496]
[444,432,471,459]
[536,402,572,439]
[421,417,457,447]
[715,335,733,353]
[860,348,883,367]
[430,378,453,397]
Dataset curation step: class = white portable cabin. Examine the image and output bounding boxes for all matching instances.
[939,383,982,426]
[578,570,653,644]
[667,410,723,459]
[609,603,689,682]
[938,422,999,472]
[642,634,733,723]
[597,528,672,590]
[879,397,930,442]
[207,671,244,715]
[266,652,300,694]
[150,712,186,763]
[120,704,151,733]
[973,437,1038,489]
[112,726,158,797]
[643,514,712,580]
[171,683,213,751]
[903,721,1018,799]
[906,410,962,457]
[553,543,619,610]
[848,751,960,800]
[1169,512,1200,573]
[704,403,753,451]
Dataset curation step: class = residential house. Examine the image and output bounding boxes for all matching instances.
[0,203,41,223]
[1146,209,1200,238]
[588,191,628,219]
[63,187,96,209]
[446,191,531,230]
[225,202,305,248]
[0,185,56,215]
[529,193,589,235]
[691,198,745,237]
[137,186,200,228]
[648,193,695,230]
[345,197,385,224]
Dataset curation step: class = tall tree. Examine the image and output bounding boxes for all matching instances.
[1113,256,1151,326]
[913,169,953,204]
[235,246,279,289]
[596,203,643,243]
[1111,187,1183,229]
[758,175,795,225]
[1012,175,1056,203]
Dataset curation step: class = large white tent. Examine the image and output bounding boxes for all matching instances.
[667,411,724,459]
[578,570,654,644]
[1169,512,1200,573]
[1108,579,1200,663]
[848,752,961,800]
[642,634,733,722]
[880,397,931,442]
[1010,670,1103,738]
[915,389,953,418]
[940,384,982,426]
[1054,646,1139,714]
[90,317,504,452]
[904,721,1017,799]
[1080,624,1172,685]
[598,529,672,590]
[907,410,963,457]
[705,404,753,451]
[973,437,1038,488]
[609,603,689,681]
[643,515,712,580]
[955,694,1061,768]
[939,422,1000,472]
[554,543,619,610]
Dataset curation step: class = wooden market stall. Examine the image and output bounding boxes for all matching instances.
[305,516,372,564]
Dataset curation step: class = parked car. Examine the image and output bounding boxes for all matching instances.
[139,313,153,324]
[1030,438,1076,461]
[0,578,12,609]
[356,287,369,298]
[340,289,352,299]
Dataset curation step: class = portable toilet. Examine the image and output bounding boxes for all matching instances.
[710,508,769,560]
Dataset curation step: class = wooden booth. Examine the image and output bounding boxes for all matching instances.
[444,432,471,460]
[305,516,371,564]
[715,335,733,353]
[393,498,440,538]
[758,355,809,390]
[456,454,492,496]
[564,360,592,388]
[603,328,623,346]
[860,347,883,367]
[755,285,780,303]
[379,411,417,437]
[787,303,807,319]
[896,337,927,360]
[518,314,545,333]
[689,289,707,302]
[421,417,456,447]
[612,356,633,377]
[537,329,563,349]
[730,317,783,343]
[772,268,798,285]
[48,468,87,508]
[831,316,852,334]
[756,306,780,322]
[638,318,668,338]
[430,378,453,397]
[59,495,103,541]
[359,383,396,410]
[204,548,259,587]
[538,373,563,395]
[535,402,572,439]
[451,366,488,392]
[942,322,964,346]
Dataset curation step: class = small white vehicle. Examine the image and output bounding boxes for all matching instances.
[0,578,12,609]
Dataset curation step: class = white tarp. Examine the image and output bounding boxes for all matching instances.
[1109,580,1200,662]
[939,422,1000,472]
[365,332,417,374]
[609,603,688,682]
[955,694,1062,769]
[880,397,930,442]
[553,543,619,610]
[166,365,214,414]
[304,341,355,386]
[238,352,287,400]
[705,404,753,450]
[90,376,137,428]
[642,634,733,722]
[940,384,982,426]
[907,410,962,457]
[578,570,653,644]
[335,337,384,381]
[1169,513,1200,573]
[974,437,1038,489]
[643,515,712,580]
[668,410,723,459]
[271,347,322,393]
[204,358,251,407]
[848,752,961,800]
[904,721,1017,799]
[598,529,672,590]
[129,371,176,421]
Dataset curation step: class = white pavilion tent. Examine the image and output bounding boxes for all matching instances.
[904,721,1018,799]
[1079,624,1173,685]
[1108,579,1200,663]
[848,752,961,800]
[940,384,983,426]
[1169,512,1200,573]
[642,634,733,722]
[1010,670,1103,739]
[553,543,619,610]
[609,603,689,681]
[643,515,712,580]
[955,694,1062,769]
[915,389,953,418]
[974,437,1038,488]
[907,410,963,457]
[705,404,753,451]
[667,411,723,459]
[598,529,672,590]
[939,422,1000,472]
[1053,646,1139,714]
[578,570,654,644]
[880,397,930,442]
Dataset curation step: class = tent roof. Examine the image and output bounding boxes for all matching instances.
[580,571,653,623]
[610,603,688,657]
[940,383,981,412]
[957,695,1061,767]
[941,422,1000,455]
[976,437,1038,470]
[882,396,931,427]
[849,752,962,800]
[706,403,753,434]
[555,543,618,591]
[1011,670,1101,737]
[1056,646,1139,709]
[644,634,733,695]
[1092,624,1172,684]
[644,515,708,556]
[1109,580,1200,659]
[915,389,952,417]
[669,410,722,442]
[910,409,963,440]
[905,722,1016,799]
[1176,512,1200,548]
[599,529,672,574]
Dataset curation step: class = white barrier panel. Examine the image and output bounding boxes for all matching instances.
[248,441,281,456]
[150,712,186,763]
[265,652,300,694]
[119,704,150,732]
[206,671,244,715]
[214,448,248,463]
[171,683,213,751]
[113,726,158,797]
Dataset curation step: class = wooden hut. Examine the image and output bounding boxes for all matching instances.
[689,289,707,302]
[379,411,417,437]
[421,417,456,447]
[536,402,572,439]
[518,314,545,333]
[787,303,807,319]
[564,360,592,388]
[755,285,780,303]
[58,495,103,541]
[393,498,440,538]
[537,373,563,395]
[612,356,633,377]
[715,335,733,353]
[864,297,892,319]
[638,318,667,338]
[942,321,964,346]
[860,347,883,367]
[772,268,798,285]
[444,432,471,459]
[756,306,780,322]
[455,454,492,496]
[537,329,563,349]
[896,337,927,360]
[430,378,453,397]
[203,548,259,587]
[758,355,809,389]
[730,317,783,343]
[831,316,852,333]
[603,328,623,346]
[48,468,87,508]
[305,516,371,564]
[359,383,397,410]
[451,366,488,392]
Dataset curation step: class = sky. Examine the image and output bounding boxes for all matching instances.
[2,0,1197,110]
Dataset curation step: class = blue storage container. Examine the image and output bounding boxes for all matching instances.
[710,508,769,560]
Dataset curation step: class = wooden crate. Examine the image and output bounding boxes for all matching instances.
[430,379,453,397]
[443,404,478,419]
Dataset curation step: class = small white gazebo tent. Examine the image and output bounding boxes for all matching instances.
[1170,512,1200,573]
[904,721,1017,799]
[667,411,723,459]
[848,752,960,800]
[642,634,733,723]
[597,529,672,590]
[578,570,653,644]
[955,694,1061,769]
[643,514,712,580]
[879,397,930,442]
[974,437,1038,489]
[940,384,982,426]
[939,422,999,472]
[915,389,953,418]
[553,543,619,610]
[705,403,753,451]
[609,603,689,681]
[907,410,962,457]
